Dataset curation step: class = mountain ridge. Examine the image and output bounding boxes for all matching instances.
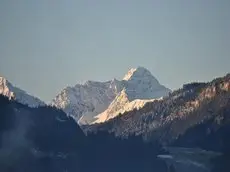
[0,76,45,107]
[82,73,230,146]
[51,67,171,125]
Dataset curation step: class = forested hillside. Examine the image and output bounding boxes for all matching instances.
[0,95,167,172]
[82,74,230,172]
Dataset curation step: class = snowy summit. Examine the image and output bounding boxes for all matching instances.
[0,76,45,107]
[51,67,171,125]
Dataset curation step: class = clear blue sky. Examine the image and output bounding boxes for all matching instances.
[0,0,229,102]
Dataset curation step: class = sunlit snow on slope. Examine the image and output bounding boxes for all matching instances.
[93,97,161,124]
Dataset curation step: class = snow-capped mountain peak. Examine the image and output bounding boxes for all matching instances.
[52,67,171,125]
[51,79,123,122]
[0,76,14,98]
[123,66,159,83]
[92,67,171,124]
[122,67,171,100]
[0,76,45,107]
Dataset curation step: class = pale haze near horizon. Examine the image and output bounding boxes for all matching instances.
[0,0,229,102]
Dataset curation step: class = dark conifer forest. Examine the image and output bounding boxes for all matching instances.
[0,95,168,172]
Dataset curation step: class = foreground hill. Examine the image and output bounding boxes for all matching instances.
[0,95,168,172]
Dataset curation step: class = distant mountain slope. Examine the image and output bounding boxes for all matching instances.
[0,76,45,107]
[51,79,122,123]
[51,67,171,125]
[82,74,230,149]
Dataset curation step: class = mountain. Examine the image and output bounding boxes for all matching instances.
[51,67,171,125]
[93,67,169,124]
[0,95,169,172]
[0,76,45,107]
[1,73,229,171]
[51,79,122,123]
[82,73,230,147]
[81,73,230,172]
